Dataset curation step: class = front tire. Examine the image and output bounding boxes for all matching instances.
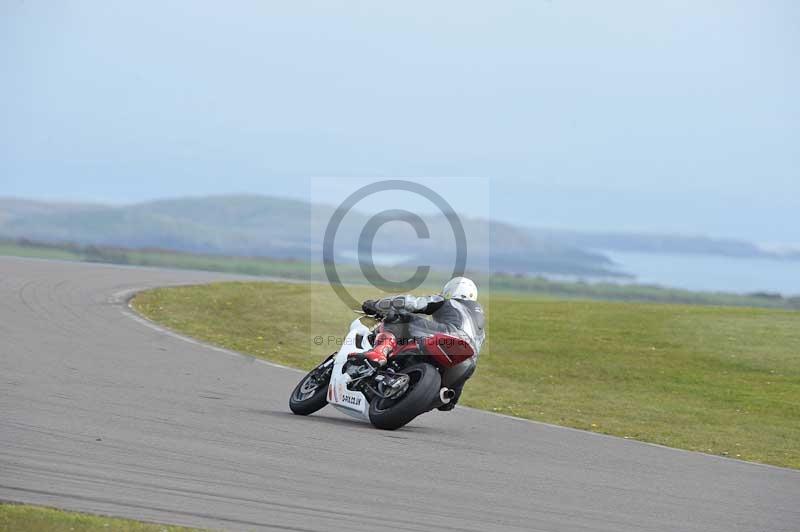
[289,355,333,416]
[369,363,441,430]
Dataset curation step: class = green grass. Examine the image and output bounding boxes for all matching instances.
[0,504,206,532]
[133,282,800,469]
[0,241,83,261]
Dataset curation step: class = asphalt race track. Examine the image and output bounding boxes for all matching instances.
[1,257,798,531]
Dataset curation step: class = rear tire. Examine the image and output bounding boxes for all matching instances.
[369,363,441,430]
[289,355,333,416]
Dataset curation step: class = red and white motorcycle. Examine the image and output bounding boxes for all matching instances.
[289,309,475,430]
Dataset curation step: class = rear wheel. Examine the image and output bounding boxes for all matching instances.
[368,363,441,430]
[289,355,333,415]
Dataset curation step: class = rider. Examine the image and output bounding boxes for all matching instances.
[355,277,485,410]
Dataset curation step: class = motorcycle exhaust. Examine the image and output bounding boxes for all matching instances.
[439,387,456,404]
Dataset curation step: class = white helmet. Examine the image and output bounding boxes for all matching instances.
[442,277,478,301]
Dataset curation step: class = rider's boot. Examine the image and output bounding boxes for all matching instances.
[350,331,396,367]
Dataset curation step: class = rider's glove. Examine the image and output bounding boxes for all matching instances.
[361,299,379,316]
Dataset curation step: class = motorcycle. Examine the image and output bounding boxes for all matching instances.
[289,309,476,430]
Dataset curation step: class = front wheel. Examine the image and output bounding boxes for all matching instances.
[289,354,333,415]
[369,363,441,430]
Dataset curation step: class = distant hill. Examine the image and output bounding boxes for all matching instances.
[0,196,624,278]
[2,196,793,278]
[535,229,800,260]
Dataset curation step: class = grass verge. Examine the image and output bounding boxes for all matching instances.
[0,503,205,532]
[133,283,800,468]
[133,282,800,468]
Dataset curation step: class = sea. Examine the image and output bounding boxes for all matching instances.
[339,250,799,296]
[599,251,799,296]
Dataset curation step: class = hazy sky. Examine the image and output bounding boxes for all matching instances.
[2,1,798,242]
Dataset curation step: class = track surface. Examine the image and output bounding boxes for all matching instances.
[1,257,798,532]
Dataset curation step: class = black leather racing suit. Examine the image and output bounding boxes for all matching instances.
[366,294,485,409]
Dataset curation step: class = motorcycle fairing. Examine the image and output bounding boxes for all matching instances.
[327,317,373,421]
